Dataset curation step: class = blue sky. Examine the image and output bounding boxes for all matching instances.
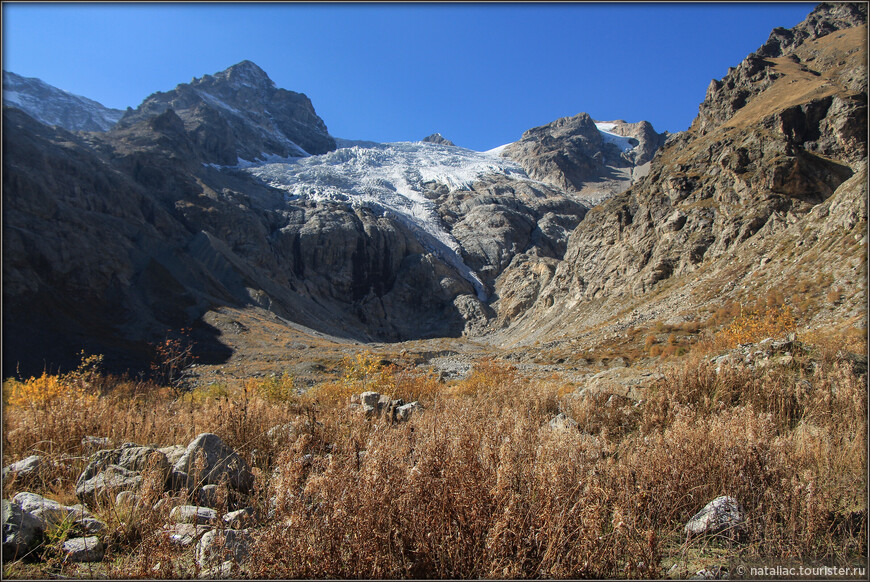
[3,2,814,151]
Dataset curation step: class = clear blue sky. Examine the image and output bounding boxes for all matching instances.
[3,2,815,151]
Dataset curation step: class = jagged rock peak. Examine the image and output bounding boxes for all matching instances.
[422,133,455,146]
[758,2,867,58]
[201,60,276,90]
[501,112,667,202]
[115,60,336,160]
[696,1,867,134]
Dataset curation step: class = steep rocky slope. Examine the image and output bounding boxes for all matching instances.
[2,71,123,132]
[496,1,866,346]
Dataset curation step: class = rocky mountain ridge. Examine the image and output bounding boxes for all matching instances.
[493,1,866,346]
[2,70,124,132]
[501,113,668,204]
[2,2,866,378]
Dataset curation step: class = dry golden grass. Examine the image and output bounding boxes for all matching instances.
[3,333,866,578]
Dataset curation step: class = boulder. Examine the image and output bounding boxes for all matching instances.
[170,505,219,525]
[196,528,253,569]
[12,492,95,531]
[2,455,43,482]
[115,490,142,509]
[2,498,44,561]
[76,465,144,506]
[684,496,745,538]
[359,391,381,407]
[62,536,104,563]
[173,433,254,494]
[163,523,211,547]
[76,444,171,504]
[81,436,112,452]
[395,401,423,422]
[158,444,188,466]
[222,507,256,529]
[197,484,220,508]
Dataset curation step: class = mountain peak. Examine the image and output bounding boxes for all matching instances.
[211,60,274,89]
[422,133,455,146]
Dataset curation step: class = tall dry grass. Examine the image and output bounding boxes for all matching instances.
[2,336,866,578]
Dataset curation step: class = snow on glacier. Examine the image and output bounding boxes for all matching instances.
[242,140,532,300]
[594,122,636,153]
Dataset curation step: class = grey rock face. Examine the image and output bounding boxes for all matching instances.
[115,60,336,162]
[173,433,254,493]
[505,4,866,338]
[699,2,867,135]
[2,498,44,562]
[3,70,124,132]
[684,496,745,538]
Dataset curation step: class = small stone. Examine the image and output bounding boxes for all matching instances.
[199,559,237,579]
[62,536,104,562]
[396,401,422,422]
[164,523,211,547]
[81,517,107,534]
[266,424,294,442]
[197,484,220,508]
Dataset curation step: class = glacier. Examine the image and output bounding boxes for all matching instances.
[236,126,635,302]
[241,140,535,300]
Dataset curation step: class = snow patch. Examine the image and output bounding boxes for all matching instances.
[481,143,512,157]
[595,122,636,153]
